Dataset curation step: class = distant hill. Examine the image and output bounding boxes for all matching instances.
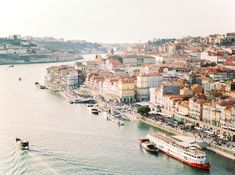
[0,35,108,64]
[34,40,107,54]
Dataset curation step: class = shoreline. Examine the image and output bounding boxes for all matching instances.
[0,52,107,66]
[140,116,235,161]
[0,58,82,66]
[139,117,186,136]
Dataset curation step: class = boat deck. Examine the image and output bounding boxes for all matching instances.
[149,133,206,156]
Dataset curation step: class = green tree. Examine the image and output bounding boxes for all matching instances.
[137,105,151,116]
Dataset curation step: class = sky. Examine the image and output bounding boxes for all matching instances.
[0,0,234,43]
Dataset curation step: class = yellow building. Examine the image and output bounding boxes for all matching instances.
[117,77,136,103]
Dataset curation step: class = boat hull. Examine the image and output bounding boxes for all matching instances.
[91,111,99,115]
[160,149,210,170]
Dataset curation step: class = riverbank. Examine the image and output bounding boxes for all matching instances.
[139,117,187,136]
[208,144,235,160]
[140,116,235,161]
[0,58,83,66]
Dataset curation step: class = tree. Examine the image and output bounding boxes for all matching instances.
[201,62,217,67]
[137,105,151,116]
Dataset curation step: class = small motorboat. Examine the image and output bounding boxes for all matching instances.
[139,138,159,154]
[39,85,46,89]
[91,108,99,115]
[16,138,29,150]
[87,104,94,108]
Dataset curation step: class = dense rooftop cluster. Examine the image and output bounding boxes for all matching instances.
[45,31,235,140]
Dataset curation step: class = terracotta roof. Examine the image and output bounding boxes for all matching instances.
[86,60,103,65]
[165,94,183,101]
[219,98,235,107]
[107,58,122,66]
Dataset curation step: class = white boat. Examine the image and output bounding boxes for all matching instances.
[108,117,124,126]
[146,133,210,170]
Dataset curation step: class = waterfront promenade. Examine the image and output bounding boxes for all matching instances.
[61,85,235,160]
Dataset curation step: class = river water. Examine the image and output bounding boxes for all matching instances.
[0,63,235,175]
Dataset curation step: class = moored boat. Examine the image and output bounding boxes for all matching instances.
[139,138,159,154]
[87,104,94,108]
[69,99,81,104]
[35,82,47,89]
[39,85,47,89]
[91,108,99,115]
[146,133,210,170]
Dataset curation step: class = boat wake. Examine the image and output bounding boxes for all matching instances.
[1,143,60,175]
[1,143,111,175]
[1,143,28,175]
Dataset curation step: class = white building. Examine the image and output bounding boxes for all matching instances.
[137,73,163,101]
[122,55,138,66]
[122,55,156,66]
[189,98,206,121]
[102,78,118,96]
[200,51,218,63]
[177,101,189,116]
[142,55,156,65]
[231,106,235,128]
[150,85,182,112]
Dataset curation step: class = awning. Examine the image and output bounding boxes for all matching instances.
[135,101,150,106]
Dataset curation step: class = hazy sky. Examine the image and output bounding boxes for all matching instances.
[0,0,234,43]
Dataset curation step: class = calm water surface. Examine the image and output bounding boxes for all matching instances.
[0,63,235,175]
